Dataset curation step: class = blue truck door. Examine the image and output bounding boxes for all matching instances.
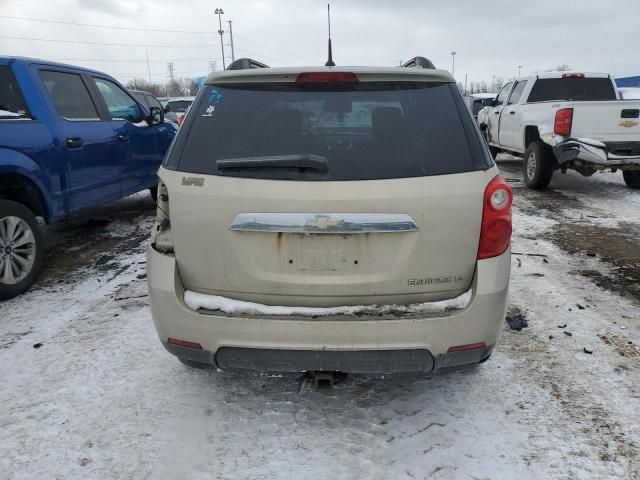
[38,69,121,210]
[91,77,160,195]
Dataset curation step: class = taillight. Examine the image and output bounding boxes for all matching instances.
[168,338,203,349]
[478,175,513,260]
[447,342,486,353]
[296,72,359,83]
[554,108,573,136]
[177,115,185,126]
[561,73,585,78]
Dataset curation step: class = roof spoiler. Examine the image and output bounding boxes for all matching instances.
[402,56,436,69]
[226,58,270,71]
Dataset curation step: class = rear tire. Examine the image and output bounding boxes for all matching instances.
[149,186,158,203]
[523,141,554,189]
[623,170,640,189]
[0,200,44,300]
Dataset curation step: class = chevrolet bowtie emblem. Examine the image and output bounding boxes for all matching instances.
[618,120,638,128]
[304,215,339,230]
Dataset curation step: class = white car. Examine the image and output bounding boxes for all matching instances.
[147,58,512,375]
[479,72,640,189]
[165,97,195,125]
[464,93,496,121]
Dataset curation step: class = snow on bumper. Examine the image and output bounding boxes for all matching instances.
[183,289,472,318]
[147,245,510,373]
[553,138,640,170]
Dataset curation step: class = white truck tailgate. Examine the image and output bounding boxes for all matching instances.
[570,101,640,142]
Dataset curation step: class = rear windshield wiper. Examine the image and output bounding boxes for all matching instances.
[216,154,328,173]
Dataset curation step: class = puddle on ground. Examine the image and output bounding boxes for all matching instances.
[553,223,640,303]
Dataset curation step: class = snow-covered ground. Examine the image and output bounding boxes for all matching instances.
[1,163,639,479]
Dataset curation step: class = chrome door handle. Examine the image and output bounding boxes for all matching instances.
[65,138,83,149]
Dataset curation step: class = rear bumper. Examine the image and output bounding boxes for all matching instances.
[147,246,510,373]
[554,138,640,170]
[163,342,496,374]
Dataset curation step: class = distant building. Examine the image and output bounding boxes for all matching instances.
[616,76,640,87]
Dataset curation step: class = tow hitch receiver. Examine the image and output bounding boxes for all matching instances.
[304,371,347,390]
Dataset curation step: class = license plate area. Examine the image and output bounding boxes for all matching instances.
[284,233,363,272]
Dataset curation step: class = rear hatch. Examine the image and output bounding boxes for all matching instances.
[162,72,495,307]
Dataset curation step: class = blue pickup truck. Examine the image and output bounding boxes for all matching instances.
[0,57,176,299]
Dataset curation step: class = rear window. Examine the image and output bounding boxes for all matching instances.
[527,78,616,102]
[174,82,485,181]
[168,100,192,113]
[472,99,484,115]
[0,65,31,120]
[146,94,163,110]
[40,71,99,121]
[131,91,148,107]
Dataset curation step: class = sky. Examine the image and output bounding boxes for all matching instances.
[1,0,638,88]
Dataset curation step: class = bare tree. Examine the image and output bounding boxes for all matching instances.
[125,78,165,97]
[184,78,201,96]
[547,64,571,72]
[165,79,184,97]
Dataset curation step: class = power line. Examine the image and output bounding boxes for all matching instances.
[52,57,221,63]
[0,34,217,48]
[4,0,214,26]
[0,15,216,34]
[234,34,316,63]
[114,70,206,79]
[233,47,293,67]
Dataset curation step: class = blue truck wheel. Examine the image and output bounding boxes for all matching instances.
[0,200,44,300]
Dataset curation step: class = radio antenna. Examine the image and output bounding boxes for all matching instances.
[325,3,335,66]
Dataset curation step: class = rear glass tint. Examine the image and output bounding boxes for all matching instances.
[0,65,31,120]
[175,82,482,181]
[527,78,616,102]
[168,100,192,113]
[472,100,484,115]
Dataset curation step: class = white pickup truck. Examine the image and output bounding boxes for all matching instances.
[478,72,640,189]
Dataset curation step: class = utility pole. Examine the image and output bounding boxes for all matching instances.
[215,8,226,69]
[167,62,175,95]
[227,20,235,62]
[145,50,152,83]
[464,73,468,95]
[451,51,456,77]
[518,65,522,78]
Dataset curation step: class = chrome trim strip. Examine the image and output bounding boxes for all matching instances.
[229,213,419,234]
